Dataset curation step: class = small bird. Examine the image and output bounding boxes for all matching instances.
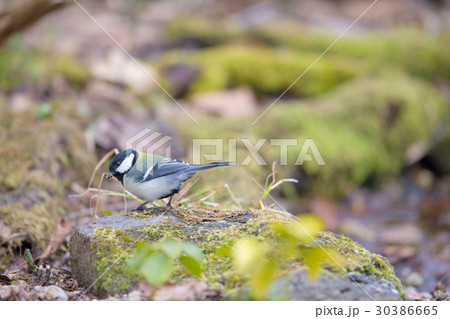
[106,149,230,211]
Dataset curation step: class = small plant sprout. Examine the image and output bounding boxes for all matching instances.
[258,162,298,209]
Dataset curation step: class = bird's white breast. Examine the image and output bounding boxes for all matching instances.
[123,175,179,202]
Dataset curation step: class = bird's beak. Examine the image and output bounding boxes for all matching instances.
[106,172,114,179]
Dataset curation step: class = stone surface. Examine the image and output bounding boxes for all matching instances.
[69,207,403,300]
[70,213,171,290]
[275,271,401,301]
[404,271,424,288]
[31,285,68,301]
[0,282,29,301]
[0,282,68,301]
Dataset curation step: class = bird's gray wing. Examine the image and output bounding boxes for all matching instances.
[138,159,194,182]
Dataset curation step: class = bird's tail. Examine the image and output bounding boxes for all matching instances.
[185,162,231,173]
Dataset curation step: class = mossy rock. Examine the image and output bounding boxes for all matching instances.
[69,207,402,300]
[165,18,450,83]
[166,17,244,46]
[168,73,448,198]
[258,73,448,195]
[157,44,366,98]
[257,25,450,82]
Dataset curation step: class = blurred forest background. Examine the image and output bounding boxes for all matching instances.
[0,0,449,299]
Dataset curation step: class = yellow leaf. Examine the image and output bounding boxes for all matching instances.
[232,238,265,274]
[302,246,338,280]
[271,214,324,243]
[250,259,277,300]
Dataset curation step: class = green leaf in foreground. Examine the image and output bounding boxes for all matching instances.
[181,241,204,262]
[128,240,205,288]
[160,240,182,259]
[179,255,203,277]
[128,242,154,271]
[139,252,173,287]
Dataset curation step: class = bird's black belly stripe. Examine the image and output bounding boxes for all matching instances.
[156,188,181,201]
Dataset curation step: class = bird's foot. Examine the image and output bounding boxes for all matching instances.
[165,195,174,208]
[131,201,150,212]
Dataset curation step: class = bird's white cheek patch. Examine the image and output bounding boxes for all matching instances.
[116,153,135,173]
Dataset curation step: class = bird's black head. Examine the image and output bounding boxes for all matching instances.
[107,149,138,183]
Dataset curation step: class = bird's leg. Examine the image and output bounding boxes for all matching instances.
[166,195,174,208]
[132,200,150,212]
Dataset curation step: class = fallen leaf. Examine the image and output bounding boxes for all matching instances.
[379,223,422,245]
[384,245,418,261]
[138,280,155,299]
[36,219,73,263]
[431,282,449,301]
[406,290,426,301]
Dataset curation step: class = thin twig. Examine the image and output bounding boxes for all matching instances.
[70,148,119,198]
[224,183,241,208]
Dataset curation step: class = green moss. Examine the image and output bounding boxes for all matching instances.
[92,208,278,295]
[165,18,450,83]
[91,227,142,296]
[52,55,90,87]
[0,39,89,92]
[157,44,366,97]
[257,73,447,195]
[261,26,450,82]
[319,232,403,295]
[0,103,96,253]
[90,208,402,297]
[167,73,448,198]
[167,17,244,46]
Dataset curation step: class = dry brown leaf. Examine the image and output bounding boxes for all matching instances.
[431,282,449,301]
[406,290,426,301]
[36,218,73,263]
